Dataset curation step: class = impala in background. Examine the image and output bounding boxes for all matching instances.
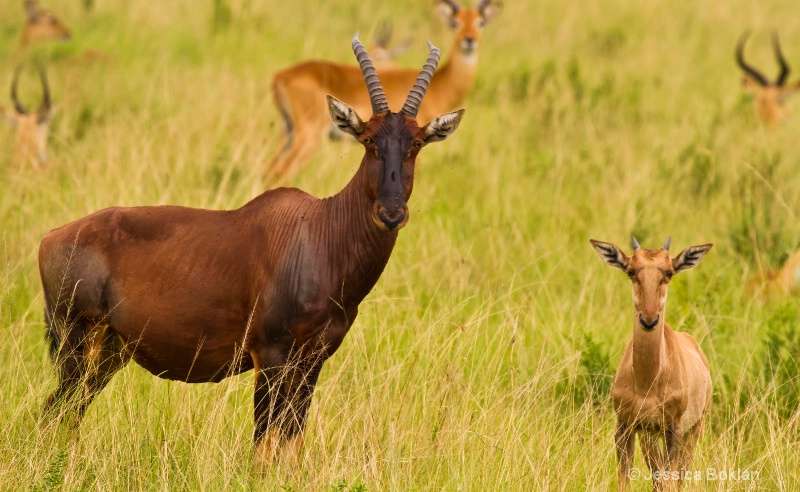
[20,0,71,45]
[1,65,53,167]
[268,0,500,180]
[746,250,800,299]
[737,31,800,127]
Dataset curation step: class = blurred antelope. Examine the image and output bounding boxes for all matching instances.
[746,250,800,299]
[20,0,71,45]
[38,35,464,468]
[591,237,713,492]
[1,66,53,167]
[268,0,500,180]
[737,31,800,127]
[370,20,412,69]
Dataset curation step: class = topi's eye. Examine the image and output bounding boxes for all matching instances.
[363,137,372,145]
[413,140,423,149]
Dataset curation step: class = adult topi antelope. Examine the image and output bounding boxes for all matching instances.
[590,237,713,491]
[38,35,464,467]
[737,31,800,127]
[20,0,71,45]
[268,0,499,180]
[1,65,53,167]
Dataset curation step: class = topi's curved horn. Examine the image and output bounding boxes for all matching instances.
[736,32,769,87]
[772,31,790,86]
[632,236,641,251]
[663,237,671,251]
[11,65,28,115]
[400,41,441,117]
[352,32,389,114]
[38,65,51,113]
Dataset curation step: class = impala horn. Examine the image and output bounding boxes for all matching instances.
[374,19,392,49]
[632,237,641,251]
[38,65,51,114]
[24,0,39,20]
[772,31,790,86]
[11,65,28,115]
[663,237,671,251]
[400,41,441,117]
[441,0,460,13]
[736,32,769,87]
[352,32,389,114]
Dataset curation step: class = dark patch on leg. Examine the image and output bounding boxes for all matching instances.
[273,82,294,152]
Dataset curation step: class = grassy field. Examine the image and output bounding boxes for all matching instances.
[2,0,800,489]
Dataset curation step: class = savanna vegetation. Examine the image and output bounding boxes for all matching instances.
[1,0,799,489]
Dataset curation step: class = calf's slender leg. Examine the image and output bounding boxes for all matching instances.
[616,421,635,492]
[640,432,665,491]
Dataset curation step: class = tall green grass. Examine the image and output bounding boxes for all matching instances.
[1,0,799,489]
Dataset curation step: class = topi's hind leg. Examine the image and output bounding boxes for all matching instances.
[43,318,89,423]
[43,320,129,428]
[73,323,129,421]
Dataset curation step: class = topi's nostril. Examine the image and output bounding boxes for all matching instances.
[638,315,659,330]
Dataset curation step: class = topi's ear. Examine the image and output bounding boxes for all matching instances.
[590,239,629,272]
[421,109,465,143]
[327,95,365,139]
[672,244,713,273]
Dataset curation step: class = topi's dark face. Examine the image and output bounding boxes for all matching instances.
[325,33,466,232]
[359,112,423,231]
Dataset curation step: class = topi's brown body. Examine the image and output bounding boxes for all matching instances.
[38,35,464,467]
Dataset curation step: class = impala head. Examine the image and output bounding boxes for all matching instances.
[21,0,71,45]
[435,0,502,58]
[327,34,465,232]
[370,20,412,69]
[737,31,800,127]
[1,65,53,165]
[591,237,712,331]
